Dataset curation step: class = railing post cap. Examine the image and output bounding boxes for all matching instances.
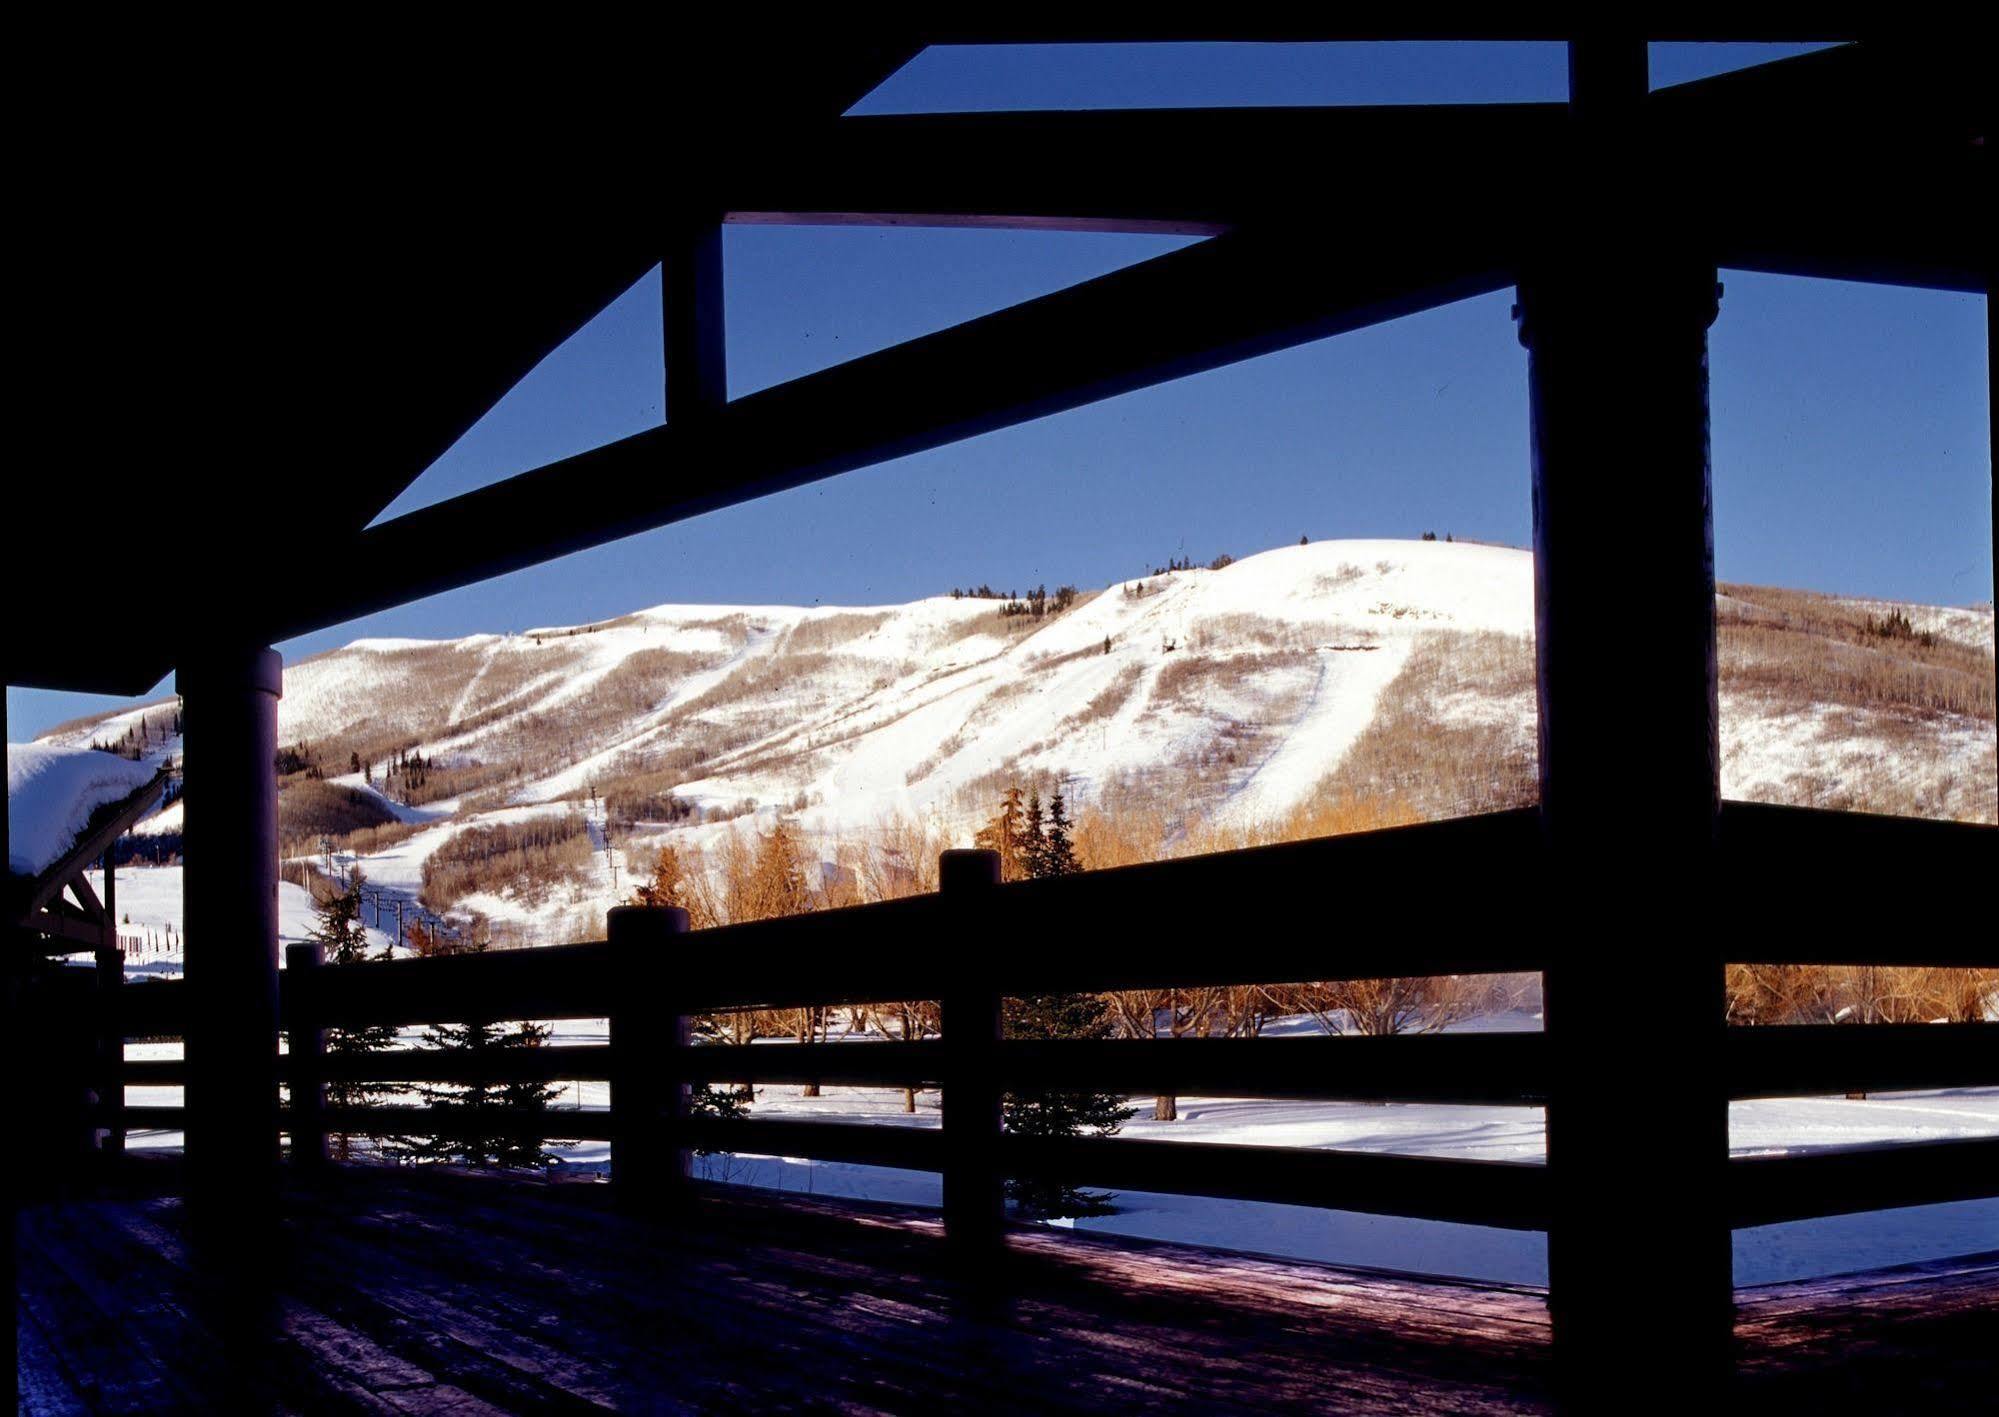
[939,848,1001,892]
[608,903,691,939]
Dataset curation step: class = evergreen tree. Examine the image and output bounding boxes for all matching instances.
[307,880,397,1160]
[971,783,1124,1215]
[400,1006,564,1169]
[1042,793,1080,877]
[975,786,1029,881]
[1003,991,1132,1217]
[632,843,708,922]
[747,819,812,920]
[683,1022,751,1141]
[1021,791,1048,880]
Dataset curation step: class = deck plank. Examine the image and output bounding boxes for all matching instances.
[16,1168,1991,1414]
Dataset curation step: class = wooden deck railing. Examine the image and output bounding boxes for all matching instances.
[93,802,1997,1252]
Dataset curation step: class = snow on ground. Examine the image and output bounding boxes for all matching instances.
[81,865,393,970]
[36,540,1988,951]
[1719,693,1996,813]
[1219,640,1413,825]
[7,743,158,875]
[509,1080,1997,1288]
[115,1072,1997,1288]
[228,538,1990,949]
[108,988,1998,1288]
[785,540,1534,836]
[433,1011,1999,1290]
[317,800,586,898]
[278,541,1543,844]
[1830,596,1995,655]
[31,702,180,761]
[322,773,458,825]
[131,798,182,837]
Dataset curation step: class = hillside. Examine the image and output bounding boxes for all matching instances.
[30,540,1996,946]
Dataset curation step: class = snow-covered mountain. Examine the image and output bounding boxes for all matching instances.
[32,540,1996,946]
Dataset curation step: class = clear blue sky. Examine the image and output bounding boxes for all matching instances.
[9,43,1989,739]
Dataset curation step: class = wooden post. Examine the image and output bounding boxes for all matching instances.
[663,213,727,422]
[939,849,1004,1261]
[284,942,328,1169]
[608,905,690,1211]
[93,942,125,1162]
[93,842,125,1161]
[182,645,284,1235]
[1522,36,1731,1403]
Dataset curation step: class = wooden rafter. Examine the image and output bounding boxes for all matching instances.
[729,102,1568,234]
[66,870,105,923]
[3,34,1986,698]
[265,215,1513,640]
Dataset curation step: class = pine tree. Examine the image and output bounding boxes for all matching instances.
[747,819,812,920]
[401,1008,564,1169]
[1043,793,1080,877]
[307,880,397,1160]
[684,1026,750,1140]
[1021,791,1048,880]
[631,843,715,926]
[969,784,1125,1215]
[1003,991,1132,1217]
[975,787,1029,881]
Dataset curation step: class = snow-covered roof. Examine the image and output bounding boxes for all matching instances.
[7,742,159,877]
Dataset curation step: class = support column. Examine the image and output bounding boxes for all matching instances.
[1520,254,1731,1400]
[182,645,283,1234]
[1525,34,1734,1403]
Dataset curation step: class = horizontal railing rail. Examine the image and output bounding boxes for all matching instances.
[116,977,189,1037]
[997,1034,1550,1104]
[79,816,1994,1265]
[315,1104,618,1142]
[679,1116,944,1171]
[1728,1136,1999,1228]
[301,939,613,1028]
[1725,1023,1998,1099]
[112,1105,186,1132]
[1000,1134,1551,1230]
[1716,800,1999,855]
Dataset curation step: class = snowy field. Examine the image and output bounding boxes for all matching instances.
[119,1022,1999,1291]
[81,865,396,970]
[667,1086,1999,1288]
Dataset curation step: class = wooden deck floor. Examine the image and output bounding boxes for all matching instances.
[16,1167,1995,1414]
